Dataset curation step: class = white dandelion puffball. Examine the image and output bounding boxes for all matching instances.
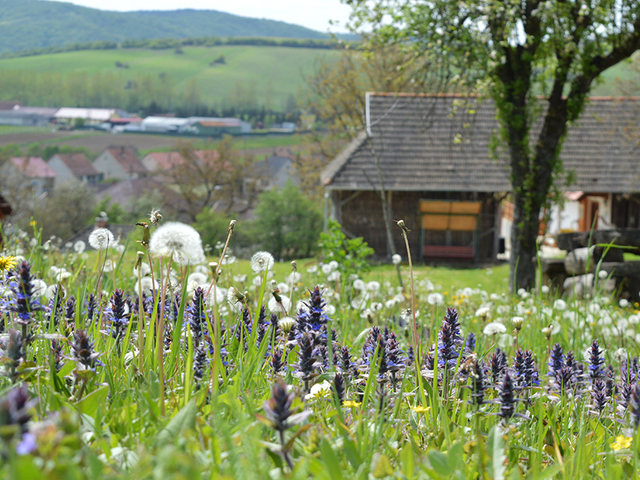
[188,272,208,285]
[31,279,47,297]
[102,259,115,273]
[328,260,339,271]
[321,264,332,275]
[134,276,158,295]
[251,251,274,273]
[620,299,629,308]
[268,295,292,314]
[353,279,365,290]
[287,272,302,284]
[327,271,341,282]
[483,322,507,336]
[475,307,490,318]
[149,222,206,265]
[205,285,226,307]
[133,262,151,277]
[89,228,115,250]
[306,380,331,400]
[553,299,567,311]
[392,254,402,265]
[367,281,381,292]
[277,282,290,294]
[307,265,318,274]
[73,240,86,254]
[598,270,608,279]
[427,293,444,305]
[325,304,336,316]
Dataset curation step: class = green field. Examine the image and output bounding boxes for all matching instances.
[0,46,341,110]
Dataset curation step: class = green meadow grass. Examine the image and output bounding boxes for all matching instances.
[0,46,342,109]
[1,227,640,479]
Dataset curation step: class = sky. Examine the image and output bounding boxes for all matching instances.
[46,0,354,33]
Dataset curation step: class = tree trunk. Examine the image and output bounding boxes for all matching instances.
[509,190,541,292]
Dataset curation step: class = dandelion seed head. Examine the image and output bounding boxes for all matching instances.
[250,251,274,273]
[149,208,162,226]
[73,240,85,254]
[483,322,507,336]
[149,222,206,265]
[88,228,114,250]
[392,254,402,265]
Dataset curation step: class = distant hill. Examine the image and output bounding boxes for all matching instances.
[0,0,330,52]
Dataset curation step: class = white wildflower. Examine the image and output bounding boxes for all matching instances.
[328,260,339,271]
[296,300,308,313]
[102,259,115,273]
[385,299,396,309]
[277,282,290,294]
[307,265,318,274]
[629,314,640,325]
[353,279,365,290]
[541,285,550,294]
[321,264,332,275]
[588,303,601,315]
[55,269,72,282]
[371,302,383,312]
[233,274,247,283]
[251,251,274,273]
[475,307,490,318]
[392,254,402,265]
[73,240,86,254]
[427,293,444,305]
[305,380,331,400]
[149,222,206,265]
[227,287,245,311]
[252,276,263,287]
[114,244,125,254]
[483,322,507,335]
[204,285,226,307]
[88,228,114,250]
[598,270,608,279]
[325,304,336,316]
[222,255,236,265]
[620,299,629,308]
[133,262,151,277]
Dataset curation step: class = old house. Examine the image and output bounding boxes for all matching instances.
[251,154,298,191]
[48,153,103,185]
[322,93,640,263]
[4,157,57,197]
[93,146,148,180]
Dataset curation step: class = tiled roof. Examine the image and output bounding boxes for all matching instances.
[53,153,99,177]
[10,157,57,178]
[322,93,640,193]
[142,152,186,171]
[106,146,148,175]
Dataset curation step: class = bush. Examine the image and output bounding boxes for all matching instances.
[318,219,374,279]
[253,182,322,260]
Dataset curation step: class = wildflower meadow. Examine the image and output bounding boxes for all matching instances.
[1,215,640,479]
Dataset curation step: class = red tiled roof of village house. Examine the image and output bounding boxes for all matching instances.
[145,152,186,170]
[53,153,99,177]
[106,146,147,174]
[10,157,57,178]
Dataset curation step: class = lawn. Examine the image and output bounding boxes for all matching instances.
[1,222,639,479]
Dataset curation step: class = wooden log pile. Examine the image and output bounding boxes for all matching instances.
[542,229,640,300]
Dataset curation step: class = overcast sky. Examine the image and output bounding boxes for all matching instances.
[46,0,353,33]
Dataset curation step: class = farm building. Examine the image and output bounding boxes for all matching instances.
[48,153,103,185]
[0,106,57,126]
[54,108,122,125]
[93,146,148,180]
[140,116,190,133]
[322,93,640,263]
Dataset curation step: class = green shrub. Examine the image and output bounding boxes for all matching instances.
[318,219,374,279]
[253,182,322,260]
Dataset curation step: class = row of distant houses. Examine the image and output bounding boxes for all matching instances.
[0,101,295,135]
[2,145,298,210]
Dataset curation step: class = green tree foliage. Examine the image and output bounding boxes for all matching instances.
[36,180,96,240]
[347,0,640,289]
[253,182,323,260]
[318,219,374,280]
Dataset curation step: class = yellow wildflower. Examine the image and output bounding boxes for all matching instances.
[342,401,361,408]
[410,405,430,413]
[0,256,18,272]
[610,435,632,451]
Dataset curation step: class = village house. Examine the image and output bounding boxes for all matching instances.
[48,153,103,185]
[251,154,298,191]
[322,93,640,263]
[140,151,186,172]
[3,157,57,197]
[93,146,148,180]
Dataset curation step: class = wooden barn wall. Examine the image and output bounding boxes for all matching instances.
[334,190,498,262]
[612,194,640,229]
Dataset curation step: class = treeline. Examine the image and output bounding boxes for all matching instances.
[0,70,300,124]
[0,36,350,60]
